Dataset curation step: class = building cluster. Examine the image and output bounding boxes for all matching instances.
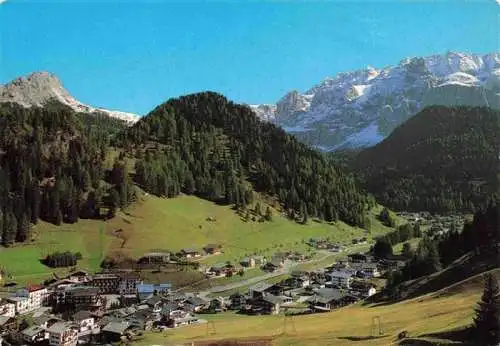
[221,253,403,316]
[203,251,310,278]
[0,271,179,345]
[396,212,465,234]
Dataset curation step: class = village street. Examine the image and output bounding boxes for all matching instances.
[194,243,372,298]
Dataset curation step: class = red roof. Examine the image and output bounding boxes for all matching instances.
[27,285,43,292]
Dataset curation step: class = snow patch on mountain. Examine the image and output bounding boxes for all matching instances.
[252,52,500,151]
[0,72,140,123]
[333,122,385,150]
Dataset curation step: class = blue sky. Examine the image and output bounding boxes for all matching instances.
[1,1,498,115]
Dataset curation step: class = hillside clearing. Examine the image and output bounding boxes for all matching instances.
[0,193,395,287]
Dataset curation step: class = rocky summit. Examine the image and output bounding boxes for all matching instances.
[250,52,500,151]
[0,71,140,123]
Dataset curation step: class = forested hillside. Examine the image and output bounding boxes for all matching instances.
[0,103,133,246]
[353,106,500,213]
[0,92,375,247]
[121,92,373,226]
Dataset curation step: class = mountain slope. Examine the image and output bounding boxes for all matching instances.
[252,52,500,151]
[121,92,373,226]
[0,102,134,246]
[0,71,140,123]
[352,106,500,213]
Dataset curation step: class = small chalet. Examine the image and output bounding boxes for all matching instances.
[203,244,222,255]
[261,295,284,315]
[67,270,91,283]
[180,248,201,258]
[209,263,234,276]
[183,296,208,312]
[138,252,171,264]
[351,281,377,297]
[208,298,226,313]
[102,321,133,343]
[357,263,381,278]
[240,256,265,268]
[145,295,163,312]
[229,292,247,310]
[261,259,283,272]
[46,321,79,346]
[167,312,200,328]
[328,270,356,288]
[72,310,95,333]
[347,253,373,263]
[248,282,274,299]
[308,288,358,312]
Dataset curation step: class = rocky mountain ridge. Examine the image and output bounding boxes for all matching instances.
[251,52,500,150]
[0,71,140,123]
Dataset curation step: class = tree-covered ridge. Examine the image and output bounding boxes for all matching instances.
[0,103,133,246]
[122,92,373,226]
[354,106,500,213]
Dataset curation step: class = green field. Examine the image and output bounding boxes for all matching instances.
[0,219,111,285]
[0,193,396,287]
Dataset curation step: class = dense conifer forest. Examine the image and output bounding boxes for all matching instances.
[0,93,375,246]
[0,103,134,246]
[121,92,373,227]
[353,106,500,214]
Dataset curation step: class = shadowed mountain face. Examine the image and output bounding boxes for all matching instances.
[0,71,140,123]
[353,105,500,213]
[251,52,500,151]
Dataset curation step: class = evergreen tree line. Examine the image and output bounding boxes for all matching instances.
[354,106,500,214]
[121,92,374,227]
[387,202,499,289]
[42,251,82,268]
[0,103,134,246]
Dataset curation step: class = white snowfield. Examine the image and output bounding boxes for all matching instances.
[0,71,140,124]
[251,52,500,150]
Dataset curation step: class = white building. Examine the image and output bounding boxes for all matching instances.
[47,322,78,346]
[359,264,381,278]
[7,297,30,315]
[329,270,355,289]
[0,299,15,317]
[14,285,49,313]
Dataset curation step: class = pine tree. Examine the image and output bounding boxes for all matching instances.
[301,202,308,224]
[3,211,17,246]
[55,210,63,226]
[17,213,29,242]
[254,202,262,216]
[473,273,500,346]
[265,206,273,221]
[0,209,3,243]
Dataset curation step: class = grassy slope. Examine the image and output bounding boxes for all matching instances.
[393,237,422,255]
[138,269,499,346]
[0,193,395,286]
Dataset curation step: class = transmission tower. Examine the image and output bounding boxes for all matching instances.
[282,312,297,335]
[371,316,383,337]
[206,321,216,336]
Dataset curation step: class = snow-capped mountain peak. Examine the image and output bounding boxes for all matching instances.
[0,71,140,123]
[252,52,499,151]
